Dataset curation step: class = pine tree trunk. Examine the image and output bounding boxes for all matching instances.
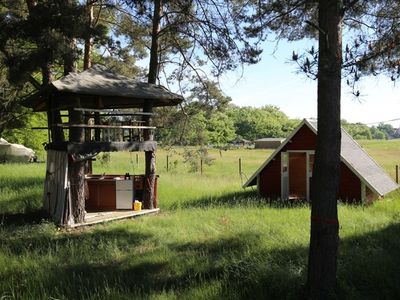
[83,2,93,172]
[69,106,86,223]
[65,37,85,223]
[83,1,93,70]
[307,1,343,298]
[143,0,162,209]
[28,0,64,144]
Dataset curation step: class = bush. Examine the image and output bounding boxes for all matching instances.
[182,147,215,173]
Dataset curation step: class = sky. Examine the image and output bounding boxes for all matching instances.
[219,39,400,127]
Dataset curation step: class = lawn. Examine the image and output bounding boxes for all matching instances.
[0,143,399,299]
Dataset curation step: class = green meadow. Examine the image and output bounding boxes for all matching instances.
[0,142,400,299]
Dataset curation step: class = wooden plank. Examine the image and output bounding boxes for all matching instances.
[73,107,154,115]
[60,114,148,118]
[32,122,147,130]
[69,208,160,228]
[45,141,157,154]
[55,124,156,129]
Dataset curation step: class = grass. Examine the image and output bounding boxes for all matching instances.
[358,139,400,178]
[0,143,399,299]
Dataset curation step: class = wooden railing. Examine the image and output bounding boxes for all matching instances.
[33,108,156,143]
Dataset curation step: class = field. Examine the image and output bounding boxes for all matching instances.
[0,142,400,299]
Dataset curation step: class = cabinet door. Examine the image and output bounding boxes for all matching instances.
[116,179,132,191]
[116,190,133,209]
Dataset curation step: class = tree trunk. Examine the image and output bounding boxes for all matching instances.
[25,0,36,12]
[143,0,162,209]
[26,0,64,144]
[69,106,86,223]
[65,37,85,223]
[307,1,343,298]
[83,0,93,70]
[83,2,93,172]
[148,0,162,85]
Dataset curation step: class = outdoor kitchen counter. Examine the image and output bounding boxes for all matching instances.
[85,175,138,211]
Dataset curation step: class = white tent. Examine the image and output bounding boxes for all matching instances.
[0,138,35,163]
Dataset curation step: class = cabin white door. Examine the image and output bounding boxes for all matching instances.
[282,151,315,201]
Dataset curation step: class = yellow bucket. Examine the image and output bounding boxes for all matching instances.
[133,200,142,211]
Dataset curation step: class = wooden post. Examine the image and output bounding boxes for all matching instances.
[64,36,85,224]
[142,0,162,210]
[166,155,169,172]
[396,165,399,184]
[94,112,100,141]
[239,158,242,176]
[200,157,203,175]
[69,101,85,223]
[83,0,93,70]
[136,153,139,166]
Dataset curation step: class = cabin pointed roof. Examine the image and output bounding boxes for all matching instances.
[244,119,399,196]
[23,65,184,111]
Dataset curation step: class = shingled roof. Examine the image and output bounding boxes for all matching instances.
[244,119,398,196]
[23,65,184,111]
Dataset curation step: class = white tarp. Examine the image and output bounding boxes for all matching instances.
[43,150,73,225]
[0,138,36,163]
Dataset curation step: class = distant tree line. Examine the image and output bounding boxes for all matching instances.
[2,97,398,151]
[342,120,400,140]
[155,100,400,146]
[154,101,299,147]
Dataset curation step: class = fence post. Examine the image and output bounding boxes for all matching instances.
[200,157,203,175]
[136,153,139,166]
[396,165,399,184]
[166,155,169,172]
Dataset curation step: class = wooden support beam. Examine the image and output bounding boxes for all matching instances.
[32,124,155,130]
[73,107,154,115]
[45,141,157,154]
[57,124,156,129]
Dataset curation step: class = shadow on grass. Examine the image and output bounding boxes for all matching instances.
[31,232,309,299]
[0,209,49,227]
[0,220,400,299]
[336,222,400,299]
[180,189,310,210]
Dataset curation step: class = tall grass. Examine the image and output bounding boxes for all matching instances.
[0,163,44,214]
[0,143,399,299]
[358,139,400,178]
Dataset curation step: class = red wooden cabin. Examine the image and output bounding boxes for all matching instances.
[244,119,398,203]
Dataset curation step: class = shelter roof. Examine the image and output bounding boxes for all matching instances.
[254,138,285,142]
[244,119,399,196]
[23,65,184,111]
[230,137,252,144]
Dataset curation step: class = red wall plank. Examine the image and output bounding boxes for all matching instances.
[338,163,361,202]
[259,154,281,199]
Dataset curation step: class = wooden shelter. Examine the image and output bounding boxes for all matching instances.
[254,138,285,149]
[23,65,183,226]
[244,119,398,203]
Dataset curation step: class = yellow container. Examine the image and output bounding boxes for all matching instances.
[133,200,142,211]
